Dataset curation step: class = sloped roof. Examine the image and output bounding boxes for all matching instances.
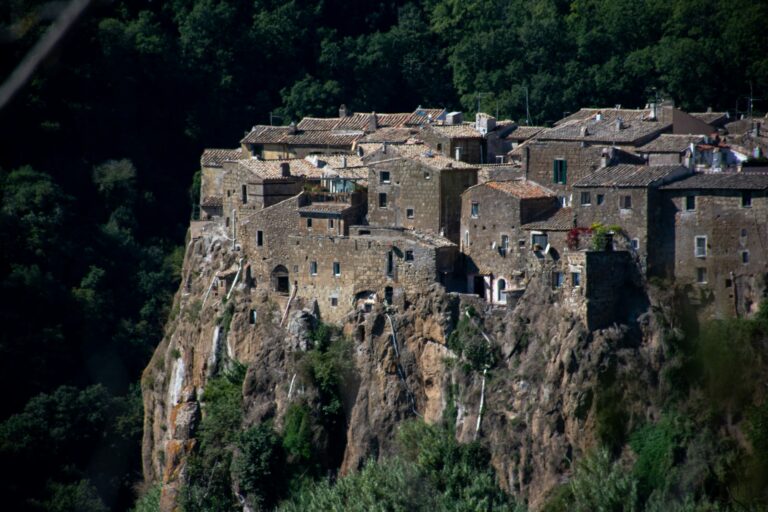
[541,116,670,145]
[573,165,689,188]
[660,171,768,191]
[360,127,421,143]
[429,123,483,139]
[298,202,353,215]
[382,143,478,170]
[554,108,656,126]
[201,148,244,167]
[691,111,729,126]
[297,118,341,131]
[237,158,325,180]
[522,207,576,231]
[482,179,555,199]
[637,134,706,153]
[405,108,446,126]
[241,125,363,146]
[504,126,545,141]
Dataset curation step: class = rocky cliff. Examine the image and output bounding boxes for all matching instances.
[141,223,669,510]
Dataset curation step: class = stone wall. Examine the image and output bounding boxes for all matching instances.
[658,189,768,317]
[523,142,605,200]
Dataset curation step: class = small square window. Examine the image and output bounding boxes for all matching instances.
[379,193,388,208]
[741,228,748,237]
[597,194,605,205]
[571,272,581,287]
[696,267,707,284]
[330,297,338,307]
[406,208,414,219]
[580,191,591,205]
[685,195,696,211]
[333,261,341,276]
[631,238,640,251]
[405,250,414,261]
[309,261,318,275]
[424,171,431,180]
[742,251,749,264]
[471,202,479,218]
[380,171,391,184]
[742,191,752,207]
[695,236,707,258]
[621,195,632,209]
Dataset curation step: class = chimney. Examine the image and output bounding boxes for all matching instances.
[595,111,602,121]
[339,104,348,118]
[648,103,657,120]
[707,106,713,113]
[752,122,761,137]
[580,125,589,137]
[368,112,378,132]
[341,156,347,168]
[280,162,290,177]
[683,144,694,168]
[288,121,297,134]
[455,146,462,161]
[615,117,624,131]
[382,142,388,154]
[600,148,610,168]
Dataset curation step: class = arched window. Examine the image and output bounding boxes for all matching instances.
[497,279,507,303]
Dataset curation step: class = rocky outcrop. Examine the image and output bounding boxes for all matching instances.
[141,222,666,510]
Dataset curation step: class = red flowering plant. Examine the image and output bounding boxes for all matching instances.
[567,227,592,250]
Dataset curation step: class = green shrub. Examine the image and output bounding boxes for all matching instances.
[569,448,638,512]
[447,312,496,372]
[233,423,285,509]
[629,415,684,498]
[282,403,313,464]
[130,483,160,512]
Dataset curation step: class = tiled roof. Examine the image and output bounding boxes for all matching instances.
[201,148,244,167]
[504,126,545,141]
[385,143,478,170]
[360,127,421,143]
[237,158,325,180]
[691,112,729,126]
[297,118,340,131]
[429,123,483,139]
[637,134,706,153]
[523,207,575,231]
[573,164,689,188]
[660,171,768,191]
[241,125,363,146]
[201,196,223,207]
[482,179,555,199]
[541,115,670,144]
[406,108,446,126]
[298,202,353,215]
[554,108,656,126]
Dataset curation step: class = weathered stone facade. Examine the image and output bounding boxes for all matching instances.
[365,143,478,243]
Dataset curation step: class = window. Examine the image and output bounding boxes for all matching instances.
[257,230,263,246]
[696,267,707,283]
[742,251,750,264]
[405,250,414,261]
[330,297,338,307]
[685,195,696,211]
[631,238,640,251]
[328,218,335,229]
[741,228,748,237]
[249,309,257,325]
[309,261,318,275]
[241,185,247,204]
[597,194,605,205]
[380,171,391,184]
[695,236,707,258]
[378,193,388,208]
[497,279,507,302]
[500,234,509,255]
[226,216,230,227]
[227,190,231,197]
[580,191,591,205]
[406,208,414,219]
[742,191,752,208]
[436,143,443,151]
[386,251,394,277]
[464,230,469,247]
[532,233,548,248]
[571,272,581,287]
[553,159,567,184]
[552,272,564,288]
[306,218,313,228]
[424,170,431,180]
[620,195,632,209]
[471,202,479,218]
[293,265,298,273]
[333,261,341,276]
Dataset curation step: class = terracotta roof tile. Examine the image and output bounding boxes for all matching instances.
[523,208,576,231]
[201,148,244,167]
[298,202,353,215]
[573,164,690,188]
[405,108,446,126]
[504,126,545,141]
[483,179,555,199]
[240,125,363,146]
[660,171,768,191]
[638,134,706,153]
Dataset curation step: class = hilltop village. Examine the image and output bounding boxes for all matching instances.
[196,103,768,326]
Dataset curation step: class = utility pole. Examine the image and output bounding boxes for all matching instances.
[269,112,283,126]
[524,87,531,126]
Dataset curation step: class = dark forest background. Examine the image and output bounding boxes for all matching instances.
[0,0,767,510]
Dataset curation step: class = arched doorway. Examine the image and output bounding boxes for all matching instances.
[497,278,507,304]
[271,265,289,294]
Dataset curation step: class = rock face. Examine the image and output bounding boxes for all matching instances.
[141,223,665,510]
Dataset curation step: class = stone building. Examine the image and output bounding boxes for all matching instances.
[460,179,559,304]
[199,148,245,219]
[636,134,706,166]
[240,124,363,160]
[571,164,691,273]
[418,113,518,164]
[658,172,768,317]
[364,142,478,243]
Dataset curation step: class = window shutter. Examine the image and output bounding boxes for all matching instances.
[553,160,558,183]
[562,160,567,184]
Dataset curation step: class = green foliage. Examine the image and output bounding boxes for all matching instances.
[220,301,235,335]
[447,311,496,372]
[282,403,313,464]
[33,480,109,512]
[233,423,286,509]
[130,484,161,512]
[594,383,628,455]
[629,415,684,498]
[589,223,623,252]
[569,448,638,512]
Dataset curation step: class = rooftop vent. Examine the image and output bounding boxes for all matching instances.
[339,104,349,118]
[368,112,378,132]
[615,117,624,130]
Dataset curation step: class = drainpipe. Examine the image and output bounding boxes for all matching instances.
[231,209,237,250]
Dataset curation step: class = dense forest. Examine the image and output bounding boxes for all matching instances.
[1,0,767,510]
